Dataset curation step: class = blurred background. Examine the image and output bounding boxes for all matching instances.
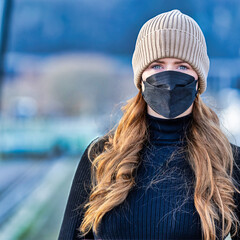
[0,0,239,239]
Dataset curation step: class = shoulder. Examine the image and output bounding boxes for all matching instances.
[82,134,110,162]
[230,143,240,164]
[70,135,110,194]
[230,143,240,185]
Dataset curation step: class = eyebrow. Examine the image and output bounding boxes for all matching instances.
[152,60,189,65]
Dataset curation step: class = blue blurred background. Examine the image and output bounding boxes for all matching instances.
[0,0,239,239]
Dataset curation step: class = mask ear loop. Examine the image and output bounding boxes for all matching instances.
[139,79,144,92]
[196,87,200,98]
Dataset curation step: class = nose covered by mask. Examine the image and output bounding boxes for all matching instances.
[142,71,199,118]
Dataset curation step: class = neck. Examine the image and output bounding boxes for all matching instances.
[146,112,193,145]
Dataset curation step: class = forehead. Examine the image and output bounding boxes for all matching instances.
[150,58,190,64]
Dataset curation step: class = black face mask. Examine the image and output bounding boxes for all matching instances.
[142,70,199,118]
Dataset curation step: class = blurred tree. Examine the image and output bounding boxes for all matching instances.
[2,53,135,117]
[0,0,13,111]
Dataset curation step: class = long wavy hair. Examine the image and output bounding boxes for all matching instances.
[78,89,240,240]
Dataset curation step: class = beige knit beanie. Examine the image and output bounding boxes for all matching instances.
[132,9,210,95]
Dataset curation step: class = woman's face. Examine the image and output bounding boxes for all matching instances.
[141,57,199,119]
[142,57,198,86]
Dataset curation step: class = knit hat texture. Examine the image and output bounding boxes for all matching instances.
[132,9,210,94]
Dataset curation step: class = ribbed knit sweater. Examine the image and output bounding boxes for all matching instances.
[58,113,240,240]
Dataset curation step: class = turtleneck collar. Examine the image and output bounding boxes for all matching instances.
[146,112,193,145]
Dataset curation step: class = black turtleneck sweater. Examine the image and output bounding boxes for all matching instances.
[58,113,240,240]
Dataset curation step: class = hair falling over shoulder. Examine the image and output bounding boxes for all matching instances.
[77,91,240,240]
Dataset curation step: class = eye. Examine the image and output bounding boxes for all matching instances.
[178,65,189,70]
[151,64,163,70]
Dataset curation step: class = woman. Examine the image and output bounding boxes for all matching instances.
[58,9,240,240]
